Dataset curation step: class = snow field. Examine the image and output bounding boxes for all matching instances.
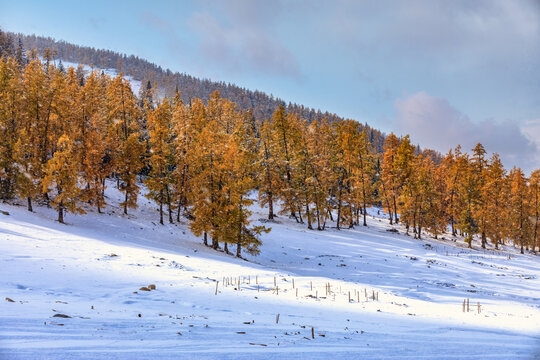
[1,181,539,359]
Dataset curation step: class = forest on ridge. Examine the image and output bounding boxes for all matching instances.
[3,30,388,153]
[0,36,539,257]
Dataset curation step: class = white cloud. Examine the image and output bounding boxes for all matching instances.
[395,92,539,173]
[188,7,300,79]
[327,0,540,65]
[522,119,540,147]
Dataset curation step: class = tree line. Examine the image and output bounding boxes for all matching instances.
[1,29,388,152]
[0,53,538,256]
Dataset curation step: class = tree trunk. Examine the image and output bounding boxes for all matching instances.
[305,201,312,230]
[27,197,33,212]
[297,204,304,224]
[268,191,274,220]
[316,203,321,231]
[264,142,274,220]
[413,207,418,239]
[450,192,456,236]
[264,141,275,220]
[534,190,538,252]
[224,242,229,254]
[44,192,50,208]
[159,189,164,225]
[336,199,342,230]
[393,193,399,224]
[58,203,64,224]
[481,231,486,249]
[363,202,367,227]
[210,151,218,250]
[380,181,392,224]
[203,232,208,246]
[237,204,243,258]
[166,185,173,224]
[336,184,343,230]
[124,191,128,215]
[534,219,538,253]
[236,241,241,258]
[327,201,334,221]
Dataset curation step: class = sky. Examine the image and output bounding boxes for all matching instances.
[1,0,539,173]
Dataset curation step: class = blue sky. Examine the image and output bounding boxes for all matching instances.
[1,0,539,172]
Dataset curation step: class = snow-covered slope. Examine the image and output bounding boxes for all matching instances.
[59,60,141,95]
[1,182,539,359]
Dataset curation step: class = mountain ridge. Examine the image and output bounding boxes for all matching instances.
[4,30,389,152]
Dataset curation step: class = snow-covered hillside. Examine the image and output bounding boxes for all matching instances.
[1,182,539,359]
[59,60,142,95]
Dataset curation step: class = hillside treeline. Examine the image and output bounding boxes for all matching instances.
[1,30,389,152]
[0,52,538,256]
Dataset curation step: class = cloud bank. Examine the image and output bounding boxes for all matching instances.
[395,92,539,173]
[327,0,540,66]
[188,9,300,79]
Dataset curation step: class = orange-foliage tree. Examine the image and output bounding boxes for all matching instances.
[2,51,540,255]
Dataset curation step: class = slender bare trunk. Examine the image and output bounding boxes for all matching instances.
[268,191,274,220]
[159,189,164,225]
[236,241,241,258]
[336,189,342,230]
[58,202,64,224]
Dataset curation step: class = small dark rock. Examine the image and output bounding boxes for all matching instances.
[53,314,71,318]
